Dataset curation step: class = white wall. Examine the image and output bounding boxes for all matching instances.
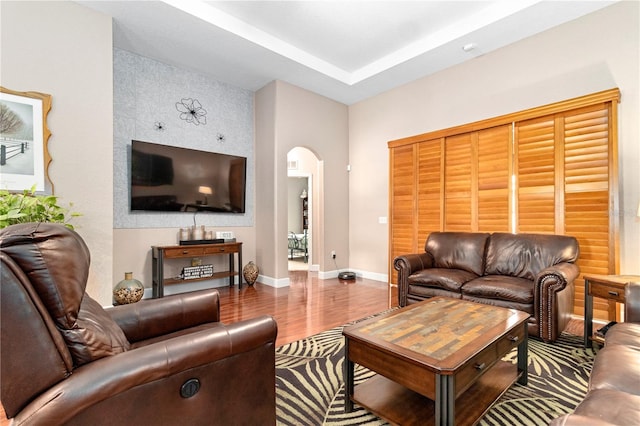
[255,81,348,282]
[1,1,114,304]
[349,1,640,279]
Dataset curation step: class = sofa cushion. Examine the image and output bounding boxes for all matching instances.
[461,275,534,304]
[589,345,640,395]
[570,389,640,425]
[409,268,478,292]
[460,295,533,316]
[484,233,579,280]
[407,286,462,302]
[604,323,640,350]
[425,232,489,276]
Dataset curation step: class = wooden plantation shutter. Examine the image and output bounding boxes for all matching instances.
[389,144,415,284]
[515,116,557,234]
[477,125,512,232]
[562,104,615,318]
[388,88,620,320]
[417,139,443,245]
[443,125,511,232]
[514,103,615,317]
[444,133,474,231]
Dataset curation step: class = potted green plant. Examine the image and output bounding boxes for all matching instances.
[0,185,80,229]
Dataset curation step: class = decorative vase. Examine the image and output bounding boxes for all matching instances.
[113,272,144,305]
[243,261,259,286]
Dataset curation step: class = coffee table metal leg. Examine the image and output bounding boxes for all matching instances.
[435,374,455,425]
[344,338,354,413]
[517,327,528,385]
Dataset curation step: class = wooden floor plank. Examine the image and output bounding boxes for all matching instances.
[218,271,393,346]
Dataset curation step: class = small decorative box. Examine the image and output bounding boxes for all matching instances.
[182,264,214,280]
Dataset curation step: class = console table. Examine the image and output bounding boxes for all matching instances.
[152,242,243,298]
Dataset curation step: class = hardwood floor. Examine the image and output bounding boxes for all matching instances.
[218,271,394,346]
[0,272,392,424]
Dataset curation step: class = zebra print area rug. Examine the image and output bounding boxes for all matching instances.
[275,320,597,425]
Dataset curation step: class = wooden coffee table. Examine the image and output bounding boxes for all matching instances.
[343,297,529,425]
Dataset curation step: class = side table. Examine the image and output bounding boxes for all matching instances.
[584,274,640,348]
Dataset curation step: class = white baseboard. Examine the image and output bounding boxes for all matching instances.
[318,269,339,279]
[258,274,290,288]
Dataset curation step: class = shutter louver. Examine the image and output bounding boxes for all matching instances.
[389,144,415,284]
[417,139,443,243]
[516,117,556,234]
[444,133,473,231]
[478,125,511,232]
[563,105,611,318]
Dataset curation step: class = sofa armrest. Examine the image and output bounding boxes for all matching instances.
[625,281,640,323]
[11,315,277,426]
[535,262,580,342]
[535,262,581,291]
[550,414,616,426]
[106,289,220,343]
[394,252,433,307]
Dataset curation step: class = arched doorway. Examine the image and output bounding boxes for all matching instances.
[287,147,320,272]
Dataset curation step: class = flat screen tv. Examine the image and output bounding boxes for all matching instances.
[130,140,246,213]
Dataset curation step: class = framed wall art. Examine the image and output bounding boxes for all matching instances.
[0,86,53,193]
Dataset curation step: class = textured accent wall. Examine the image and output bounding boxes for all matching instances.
[113,48,254,228]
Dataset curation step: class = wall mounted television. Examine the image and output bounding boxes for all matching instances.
[130,140,246,213]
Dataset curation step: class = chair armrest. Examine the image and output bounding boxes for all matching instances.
[394,252,433,307]
[625,281,640,323]
[106,289,220,343]
[12,315,277,425]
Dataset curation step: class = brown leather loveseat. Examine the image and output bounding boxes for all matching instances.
[394,232,580,342]
[550,281,640,425]
[1,223,278,425]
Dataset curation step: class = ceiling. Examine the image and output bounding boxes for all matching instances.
[77,1,617,105]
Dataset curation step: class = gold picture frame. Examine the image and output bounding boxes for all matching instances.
[0,86,53,193]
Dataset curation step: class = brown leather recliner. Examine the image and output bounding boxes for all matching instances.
[1,223,278,425]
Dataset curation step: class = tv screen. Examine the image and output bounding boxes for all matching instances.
[130,140,246,213]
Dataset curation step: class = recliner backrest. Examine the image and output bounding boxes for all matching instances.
[1,252,73,417]
[425,232,490,276]
[484,232,579,280]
